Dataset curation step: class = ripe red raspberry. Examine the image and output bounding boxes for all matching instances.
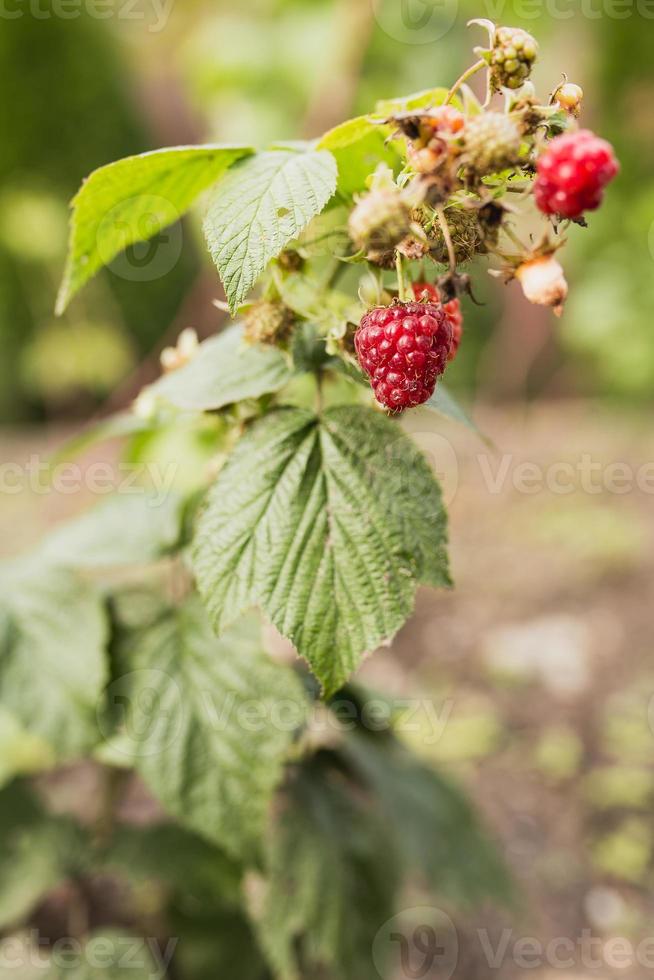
[412,282,463,361]
[533,129,619,219]
[355,302,452,411]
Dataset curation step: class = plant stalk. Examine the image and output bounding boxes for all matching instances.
[444,58,486,106]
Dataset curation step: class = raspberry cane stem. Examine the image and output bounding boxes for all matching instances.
[443,58,486,106]
[395,252,408,302]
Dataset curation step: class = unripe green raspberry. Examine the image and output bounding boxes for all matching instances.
[462,112,522,175]
[491,26,538,91]
[420,207,486,264]
[244,301,295,345]
[348,185,412,255]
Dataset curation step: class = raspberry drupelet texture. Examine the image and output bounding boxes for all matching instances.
[533,129,619,219]
[412,282,463,361]
[355,302,452,411]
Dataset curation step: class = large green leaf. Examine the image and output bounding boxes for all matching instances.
[56,144,252,313]
[112,602,309,859]
[0,564,108,759]
[143,324,293,411]
[203,150,337,312]
[38,492,184,568]
[254,754,399,980]
[340,726,513,907]
[193,406,450,695]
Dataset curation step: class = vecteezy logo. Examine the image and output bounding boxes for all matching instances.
[373,907,459,979]
[97,194,183,282]
[371,0,459,45]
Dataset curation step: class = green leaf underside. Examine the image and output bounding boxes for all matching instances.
[143,324,293,411]
[114,602,309,859]
[38,492,184,568]
[203,150,337,313]
[0,565,107,759]
[56,144,252,313]
[192,406,450,696]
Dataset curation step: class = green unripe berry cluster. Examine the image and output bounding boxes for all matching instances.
[491,26,538,90]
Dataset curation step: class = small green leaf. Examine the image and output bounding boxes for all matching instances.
[38,492,184,569]
[375,86,453,114]
[56,144,252,313]
[48,412,152,467]
[317,116,383,150]
[193,406,450,695]
[329,130,401,198]
[0,564,108,759]
[203,150,337,313]
[143,324,293,412]
[423,383,480,432]
[112,602,309,859]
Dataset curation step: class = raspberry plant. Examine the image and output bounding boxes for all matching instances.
[0,22,619,980]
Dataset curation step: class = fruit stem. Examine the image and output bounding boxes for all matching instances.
[444,58,486,106]
[395,252,408,302]
[435,207,457,275]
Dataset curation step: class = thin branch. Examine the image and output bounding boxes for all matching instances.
[444,58,486,106]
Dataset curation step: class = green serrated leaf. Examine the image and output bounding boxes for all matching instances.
[38,492,184,569]
[203,150,337,313]
[112,602,309,859]
[0,564,108,759]
[193,406,450,695]
[56,144,252,314]
[143,324,293,411]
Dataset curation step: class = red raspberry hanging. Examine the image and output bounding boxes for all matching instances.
[412,282,463,362]
[355,302,452,411]
[534,129,619,219]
